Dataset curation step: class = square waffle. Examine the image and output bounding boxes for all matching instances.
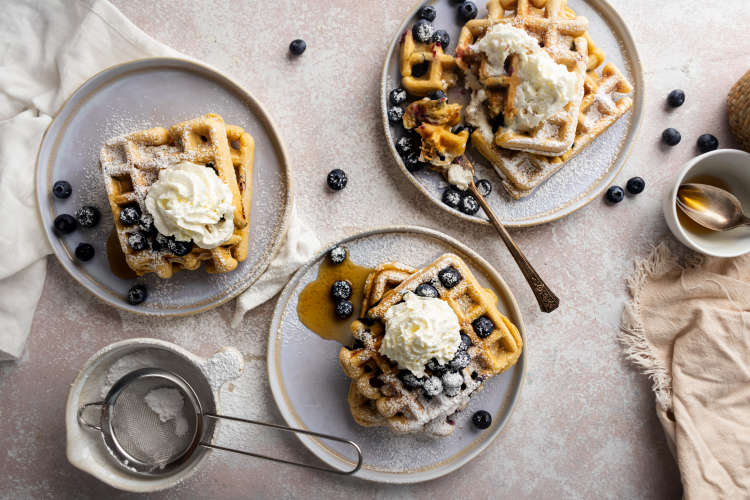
[338,254,522,436]
[99,113,254,278]
[403,97,469,167]
[400,30,459,97]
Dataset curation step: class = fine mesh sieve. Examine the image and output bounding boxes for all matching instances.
[78,368,362,476]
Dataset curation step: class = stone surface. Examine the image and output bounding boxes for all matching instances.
[3,0,750,497]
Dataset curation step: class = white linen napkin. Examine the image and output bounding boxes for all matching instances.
[0,0,318,360]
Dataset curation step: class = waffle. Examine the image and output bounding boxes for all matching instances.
[339,254,522,436]
[403,98,469,167]
[400,29,459,97]
[100,114,254,278]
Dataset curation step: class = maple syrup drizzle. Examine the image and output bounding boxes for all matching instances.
[676,174,732,236]
[106,230,137,279]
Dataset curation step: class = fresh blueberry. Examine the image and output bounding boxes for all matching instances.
[472,316,495,338]
[138,213,156,234]
[389,87,407,106]
[404,152,425,172]
[417,5,437,21]
[429,90,446,100]
[605,185,625,203]
[415,283,439,298]
[459,194,480,215]
[334,300,354,319]
[167,237,193,257]
[152,233,170,252]
[411,61,429,78]
[423,375,443,396]
[289,39,306,55]
[433,29,450,49]
[327,169,348,191]
[412,20,434,44]
[53,214,77,234]
[697,134,719,153]
[398,370,424,389]
[459,332,472,350]
[667,89,685,108]
[74,243,95,262]
[396,135,418,158]
[52,180,72,199]
[387,106,405,124]
[626,177,645,195]
[127,232,149,251]
[328,245,347,264]
[442,187,462,209]
[126,284,148,305]
[426,358,448,376]
[662,128,681,146]
[442,371,463,397]
[472,410,492,429]
[448,349,471,371]
[75,206,100,228]
[119,206,141,226]
[438,266,462,289]
[457,1,478,23]
[476,179,492,197]
[330,280,353,301]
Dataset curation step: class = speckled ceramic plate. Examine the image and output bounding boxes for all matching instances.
[381,0,644,227]
[267,226,526,483]
[36,58,291,315]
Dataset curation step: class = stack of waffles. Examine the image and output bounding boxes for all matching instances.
[338,254,522,436]
[100,113,254,278]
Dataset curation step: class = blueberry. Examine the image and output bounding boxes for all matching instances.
[119,206,141,226]
[476,179,492,197]
[448,349,471,371]
[433,29,450,49]
[389,87,407,106]
[412,20,434,44]
[74,243,95,262]
[697,134,719,153]
[472,316,494,338]
[411,61,429,78]
[398,370,424,389]
[139,213,156,234]
[328,245,347,264]
[426,358,448,376]
[457,1,478,23]
[438,266,462,288]
[152,233,170,252]
[667,89,685,108]
[289,39,306,55]
[396,135,417,158]
[442,372,463,397]
[605,185,625,203]
[472,410,492,429]
[423,375,443,396]
[52,180,72,199]
[331,280,353,301]
[459,332,472,350]
[53,214,77,234]
[387,106,405,124]
[334,300,354,319]
[404,152,425,172]
[415,283,439,298]
[442,187,462,209]
[327,169,348,191]
[127,232,149,251]
[75,206,100,228]
[417,5,437,21]
[459,194,480,215]
[429,90,446,100]
[662,128,681,146]
[626,177,645,195]
[126,284,148,305]
[167,237,193,257]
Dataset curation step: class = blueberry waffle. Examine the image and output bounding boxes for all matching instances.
[402,97,469,167]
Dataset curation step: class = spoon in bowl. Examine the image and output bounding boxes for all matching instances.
[677,183,750,231]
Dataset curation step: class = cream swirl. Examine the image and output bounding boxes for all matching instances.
[145,161,234,249]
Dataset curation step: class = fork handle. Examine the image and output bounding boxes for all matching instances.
[469,182,560,313]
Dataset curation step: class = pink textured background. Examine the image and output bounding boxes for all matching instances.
[2,0,749,497]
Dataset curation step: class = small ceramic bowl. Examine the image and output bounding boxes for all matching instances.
[663,149,750,257]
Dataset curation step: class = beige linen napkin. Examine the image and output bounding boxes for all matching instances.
[620,243,750,499]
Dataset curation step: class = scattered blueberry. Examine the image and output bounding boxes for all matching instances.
[53,214,77,234]
[472,316,494,338]
[475,179,492,197]
[167,237,193,257]
[387,106,405,124]
[127,232,149,251]
[398,370,424,389]
[697,134,719,153]
[152,233,170,252]
[396,135,417,158]
[433,29,450,49]
[289,39,306,56]
[327,169,348,191]
[334,300,354,319]
[404,152,425,172]
[457,1,478,23]
[459,333,472,350]
[417,5,437,21]
[330,280,353,301]
[389,87,407,106]
[412,20,435,44]
[626,177,645,195]
[74,243,95,262]
[438,266,461,289]
[139,213,156,234]
[126,284,148,305]
[411,61,429,78]
[423,376,443,396]
[328,245,347,264]
[472,410,492,429]
[429,90,446,100]
[119,206,141,226]
[415,283,439,298]
[662,128,681,146]
[667,89,685,108]
[442,372,463,397]
[448,349,471,371]
[52,180,72,199]
[75,206,100,228]
[605,185,625,203]
[426,358,448,376]
[442,187,462,209]
[459,194,480,215]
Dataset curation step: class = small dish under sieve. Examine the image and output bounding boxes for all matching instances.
[78,368,362,476]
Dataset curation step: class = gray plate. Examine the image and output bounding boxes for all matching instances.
[267,226,526,483]
[36,58,291,315]
[381,0,644,227]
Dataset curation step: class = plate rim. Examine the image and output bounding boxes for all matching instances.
[35,56,293,316]
[380,0,645,227]
[266,225,527,483]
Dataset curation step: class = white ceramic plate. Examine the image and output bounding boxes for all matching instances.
[36,58,291,315]
[381,0,644,227]
[267,226,526,483]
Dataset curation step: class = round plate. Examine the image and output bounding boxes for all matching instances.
[381,0,644,227]
[267,226,526,483]
[36,58,291,315]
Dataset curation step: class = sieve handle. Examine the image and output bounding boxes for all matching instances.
[77,402,105,432]
[200,413,363,475]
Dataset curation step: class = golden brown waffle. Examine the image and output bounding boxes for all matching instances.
[728,69,750,152]
[400,30,459,97]
[338,254,522,435]
[100,114,254,278]
[403,98,468,167]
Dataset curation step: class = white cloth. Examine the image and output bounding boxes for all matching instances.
[0,0,318,360]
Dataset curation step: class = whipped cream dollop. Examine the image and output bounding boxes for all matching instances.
[379,292,461,377]
[145,161,234,249]
[446,163,474,190]
[471,23,578,130]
